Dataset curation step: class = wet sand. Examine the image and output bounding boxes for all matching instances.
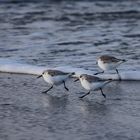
[0,73,140,140]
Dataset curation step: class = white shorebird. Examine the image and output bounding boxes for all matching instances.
[37,69,74,93]
[78,74,112,98]
[94,55,126,80]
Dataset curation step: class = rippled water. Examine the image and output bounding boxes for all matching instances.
[0,0,140,140]
[1,0,140,69]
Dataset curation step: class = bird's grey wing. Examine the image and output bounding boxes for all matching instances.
[86,75,103,83]
[54,70,69,76]
[100,55,121,63]
[110,56,122,63]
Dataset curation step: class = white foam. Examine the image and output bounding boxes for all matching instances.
[0,59,43,75]
[0,59,140,81]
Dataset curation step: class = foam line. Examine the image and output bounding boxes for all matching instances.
[0,59,140,81]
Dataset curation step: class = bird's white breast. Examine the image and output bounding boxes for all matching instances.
[80,78,108,91]
[80,79,91,90]
[43,74,69,85]
[43,74,54,85]
[98,59,118,71]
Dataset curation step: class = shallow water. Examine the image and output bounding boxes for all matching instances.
[1,73,140,140]
[0,0,140,140]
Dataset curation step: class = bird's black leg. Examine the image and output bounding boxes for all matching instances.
[63,81,69,91]
[116,69,121,81]
[79,91,90,98]
[94,71,104,75]
[100,88,106,98]
[42,85,53,94]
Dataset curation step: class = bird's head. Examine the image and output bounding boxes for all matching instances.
[79,74,87,80]
[37,70,50,79]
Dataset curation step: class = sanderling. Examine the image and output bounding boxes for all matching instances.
[37,69,74,93]
[94,55,126,80]
[78,74,112,98]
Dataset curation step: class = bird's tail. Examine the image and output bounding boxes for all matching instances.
[68,72,76,77]
[121,59,126,63]
[68,72,80,82]
[117,59,126,66]
[71,72,75,75]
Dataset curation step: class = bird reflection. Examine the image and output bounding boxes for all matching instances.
[41,94,69,112]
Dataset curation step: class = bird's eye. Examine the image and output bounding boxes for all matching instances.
[49,73,53,76]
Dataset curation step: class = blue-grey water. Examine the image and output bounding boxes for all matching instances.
[0,0,140,140]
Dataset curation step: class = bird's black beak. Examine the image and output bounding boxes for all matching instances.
[74,78,79,82]
[37,75,42,79]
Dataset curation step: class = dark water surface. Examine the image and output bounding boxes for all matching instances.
[1,73,140,140]
[0,0,140,140]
